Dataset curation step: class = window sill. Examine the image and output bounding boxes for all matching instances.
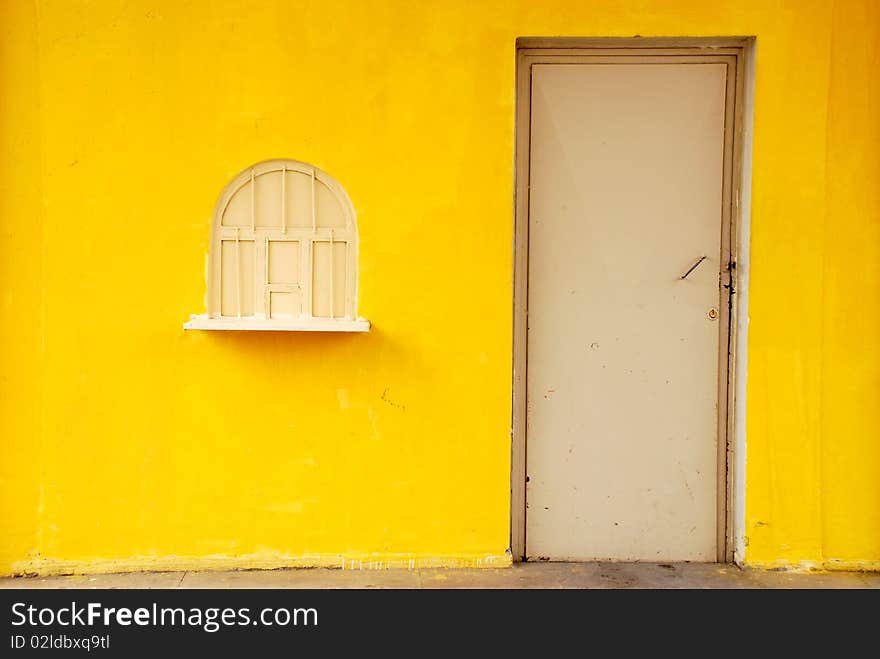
[183,315,370,332]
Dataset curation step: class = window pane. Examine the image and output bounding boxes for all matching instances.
[311,241,347,318]
[220,240,255,316]
[268,240,300,284]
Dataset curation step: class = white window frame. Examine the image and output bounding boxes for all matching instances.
[185,159,369,332]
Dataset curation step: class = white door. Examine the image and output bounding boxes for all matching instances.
[525,61,731,561]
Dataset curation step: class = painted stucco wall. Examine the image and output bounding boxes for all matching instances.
[1,0,878,575]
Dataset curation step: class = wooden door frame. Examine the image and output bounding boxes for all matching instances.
[511,37,754,563]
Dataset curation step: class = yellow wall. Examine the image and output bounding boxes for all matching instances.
[1,0,878,575]
[743,0,880,570]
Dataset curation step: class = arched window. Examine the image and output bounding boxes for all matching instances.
[185,159,369,331]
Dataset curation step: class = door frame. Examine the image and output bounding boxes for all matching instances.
[510,37,755,563]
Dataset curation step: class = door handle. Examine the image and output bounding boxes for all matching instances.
[679,256,707,280]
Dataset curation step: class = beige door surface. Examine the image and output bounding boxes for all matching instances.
[526,62,728,561]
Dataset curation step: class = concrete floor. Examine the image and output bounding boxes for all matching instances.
[2,563,879,589]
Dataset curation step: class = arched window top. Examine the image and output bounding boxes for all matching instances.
[185,159,369,331]
[216,159,357,233]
